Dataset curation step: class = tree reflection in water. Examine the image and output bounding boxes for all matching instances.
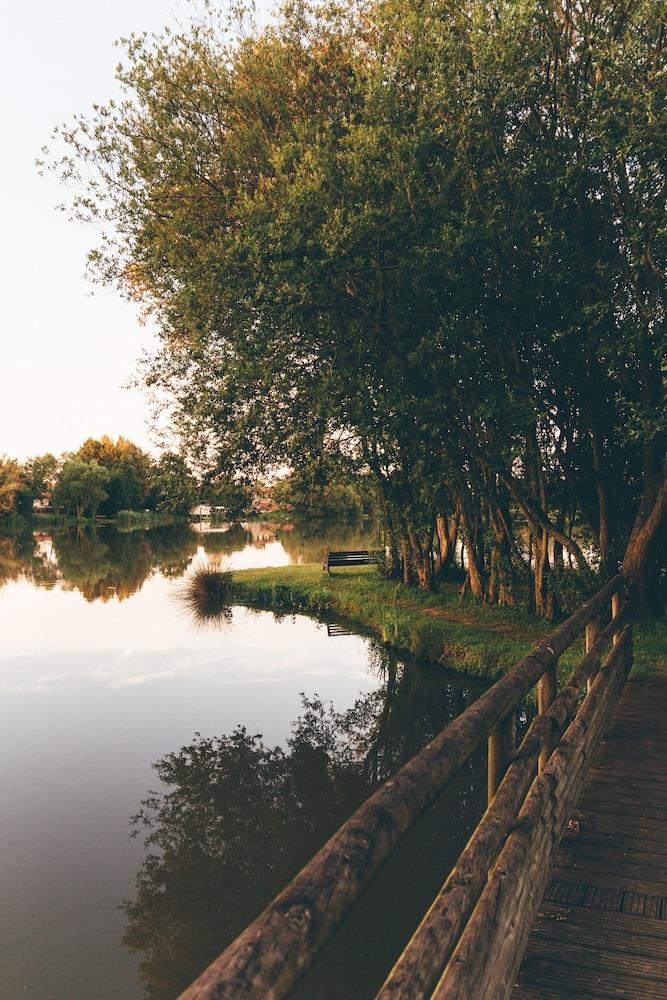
[122,646,486,1000]
[0,525,200,599]
[0,518,379,601]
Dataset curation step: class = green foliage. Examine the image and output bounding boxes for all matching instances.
[150,452,198,515]
[206,475,251,521]
[271,469,367,519]
[76,436,153,516]
[15,453,59,514]
[52,459,111,518]
[47,0,666,606]
[0,456,23,515]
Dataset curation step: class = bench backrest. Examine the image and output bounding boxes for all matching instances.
[327,550,371,567]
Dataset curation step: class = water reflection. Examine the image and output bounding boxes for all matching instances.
[0,521,486,1000]
[0,519,379,600]
[123,646,484,1000]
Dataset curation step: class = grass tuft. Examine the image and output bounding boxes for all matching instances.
[180,557,233,627]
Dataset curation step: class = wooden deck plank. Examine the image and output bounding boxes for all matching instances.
[564,814,667,842]
[517,954,667,1000]
[546,866,667,898]
[534,902,667,941]
[561,830,667,855]
[556,842,667,874]
[514,676,667,999]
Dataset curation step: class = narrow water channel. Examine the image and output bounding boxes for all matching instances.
[0,522,488,1000]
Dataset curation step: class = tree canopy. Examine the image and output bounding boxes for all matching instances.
[76,436,153,516]
[53,459,111,518]
[49,0,666,613]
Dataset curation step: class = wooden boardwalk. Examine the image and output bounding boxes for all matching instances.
[514,675,667,1000]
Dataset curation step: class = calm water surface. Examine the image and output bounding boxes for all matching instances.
[0,522,487,1000]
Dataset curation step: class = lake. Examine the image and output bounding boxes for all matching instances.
[0,521,487,1000]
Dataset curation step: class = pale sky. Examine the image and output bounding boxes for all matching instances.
[0,1,271,461]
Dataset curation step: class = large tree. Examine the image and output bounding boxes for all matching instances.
[53,459,111,518]
[76,436,153,515]
[50,0,666,611]
[17,453,59,513]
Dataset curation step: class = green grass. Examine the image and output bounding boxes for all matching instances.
[228,564,665,682]
[629,618,667,677]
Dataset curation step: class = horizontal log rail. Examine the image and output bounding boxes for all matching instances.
[179,574,630,1000]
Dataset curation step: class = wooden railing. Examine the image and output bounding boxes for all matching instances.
[179,575,632,1000]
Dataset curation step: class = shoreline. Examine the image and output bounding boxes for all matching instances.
[228,564,666,681]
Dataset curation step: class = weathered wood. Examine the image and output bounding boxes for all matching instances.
[518,952,667,1000]
[611,590,621,643]
[431,629,631,1000]
[558,839,667,872]
[516,685,667,1000]
[537,663,558,770]
[375,606,627,1000]
[561,823,667,853]
[487,712,516,803]
[526,936,667,979]
[177,575,623,1000]
[585,617,599,693]
[538,899,667,938]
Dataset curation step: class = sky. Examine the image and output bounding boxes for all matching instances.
[0,1,271,461]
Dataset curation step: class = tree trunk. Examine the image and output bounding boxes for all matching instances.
[488,504,515,606]
[533,528,549,618]
[381,503,402,579]
[552,511,564,571]
[592,432,611,570]
[434,504,460,580]
[464,533,485,599]
[527,534,536,615]
[586,349,613,571]
[622,468,666,613]
[408,524,436,591]
[401,540,412,586]
[459,489,485,599]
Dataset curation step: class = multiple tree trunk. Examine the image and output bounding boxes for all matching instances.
[373,440,665,619]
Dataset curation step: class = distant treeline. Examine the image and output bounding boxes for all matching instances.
[0,437,200,520]
[0,436,375,523]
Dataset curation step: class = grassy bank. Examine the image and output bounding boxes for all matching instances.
[229,564,666,681]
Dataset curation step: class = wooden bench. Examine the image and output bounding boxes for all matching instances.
[323,550,371,575]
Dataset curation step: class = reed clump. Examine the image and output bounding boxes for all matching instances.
[180,558,233,626]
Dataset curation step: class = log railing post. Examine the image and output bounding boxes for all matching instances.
[487,713,515,804]
[537,662,558,770]
[585,618,600,693]
[611,590,621,644]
